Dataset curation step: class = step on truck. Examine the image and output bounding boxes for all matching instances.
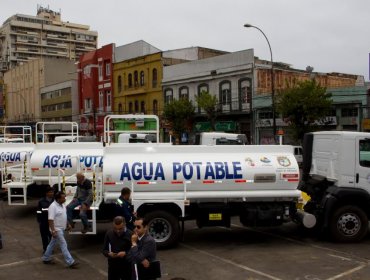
[300,131,370,242]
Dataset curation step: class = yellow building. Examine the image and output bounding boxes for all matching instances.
[113,44,227,116]
[114,52,163,115]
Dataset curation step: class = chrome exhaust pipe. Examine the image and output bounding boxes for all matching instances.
[295,209,316,228]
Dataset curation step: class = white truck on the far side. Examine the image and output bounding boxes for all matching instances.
[300,131,370,242]
[197,132,248,145]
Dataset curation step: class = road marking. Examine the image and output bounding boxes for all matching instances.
[230,223,370,279]
[325,264,367,280]
[0,256,62,268]
[230,223,369,263]
[73,252,108,277]
[0,260,27,268]
[327,254,352,262]
[181,243,282,280]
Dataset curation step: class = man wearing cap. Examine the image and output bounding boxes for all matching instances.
[37,186,54,253]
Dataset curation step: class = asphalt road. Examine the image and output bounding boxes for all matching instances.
[1,199,370,280]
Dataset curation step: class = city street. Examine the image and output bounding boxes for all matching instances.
[1,199,370,280]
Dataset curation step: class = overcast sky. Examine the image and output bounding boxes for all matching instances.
[1,0,369,80]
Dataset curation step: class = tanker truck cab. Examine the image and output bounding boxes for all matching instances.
[300,131,370,242]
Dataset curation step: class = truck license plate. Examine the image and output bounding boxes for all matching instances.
[209,213,222,220]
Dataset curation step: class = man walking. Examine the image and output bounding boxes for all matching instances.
[36,186,54,253]
[102,216,132,280]
[67,172,93,233]
[42,191,79,268]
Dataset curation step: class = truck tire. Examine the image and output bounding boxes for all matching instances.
[329,205,368,242]
[145,210,180,249]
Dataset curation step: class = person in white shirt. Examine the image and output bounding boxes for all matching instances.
[41,191,79,268]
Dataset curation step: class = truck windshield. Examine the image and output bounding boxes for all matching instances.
[359,139,370,167]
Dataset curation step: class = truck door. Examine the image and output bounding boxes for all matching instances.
[355,137,370,192]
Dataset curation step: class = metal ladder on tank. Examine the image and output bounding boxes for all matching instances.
[1,152,34,205]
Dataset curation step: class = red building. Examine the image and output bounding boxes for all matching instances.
[78,44,113,138]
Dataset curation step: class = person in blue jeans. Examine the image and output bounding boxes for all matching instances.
[67,172,93,233]
[42,191,79,268]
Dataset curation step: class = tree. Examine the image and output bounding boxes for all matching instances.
[162,99,195,144]
[195,91,218,131]
[276,79,332,143]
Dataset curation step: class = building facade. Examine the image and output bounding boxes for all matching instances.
[114,52,163,116]
[0,78,3,120]
[253,64,367,144]
[78,43,114,137]
[0,5,97,74]
[112,40,161,119]
[113,45,227,124]
[162,49,254,143]
[40,79,78,122]
[3,57,76,126]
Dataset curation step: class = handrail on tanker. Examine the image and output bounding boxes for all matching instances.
[36,121,79,143]
[57,168,66,193]
[56,155,102,204]
[103,114,160,144]
[0,125,33,143]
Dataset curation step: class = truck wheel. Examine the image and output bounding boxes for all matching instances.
[145,210,180,249]
[329,205,368,242]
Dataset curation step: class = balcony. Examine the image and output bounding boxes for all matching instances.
[123,83,148,95]
[215,99,251,114]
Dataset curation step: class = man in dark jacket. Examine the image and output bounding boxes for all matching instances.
[67,172,93,233]
[128,217,158,280]
[37,186,54,253]
[102,216,132,280]
[115,187,136,230]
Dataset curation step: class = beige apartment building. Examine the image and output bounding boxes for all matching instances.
[3,57,76,124]
[40,79,79,122]
[0,6,97,74]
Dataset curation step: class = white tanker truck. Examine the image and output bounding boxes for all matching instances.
[101,142,312,248]
[0,122,103,205]
[4,116,370,248]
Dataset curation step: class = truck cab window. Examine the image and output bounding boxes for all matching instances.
[359,139,370,167]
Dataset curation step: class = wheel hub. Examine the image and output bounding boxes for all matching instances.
[337,213,361,236]
[148,218,172,243]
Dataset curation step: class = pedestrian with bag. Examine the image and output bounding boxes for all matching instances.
[42,191,79,268]
[128,217,161,280]
[102,216,133,280]
[36,185,54,253]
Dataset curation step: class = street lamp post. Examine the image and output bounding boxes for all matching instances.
[244,23,277,143]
